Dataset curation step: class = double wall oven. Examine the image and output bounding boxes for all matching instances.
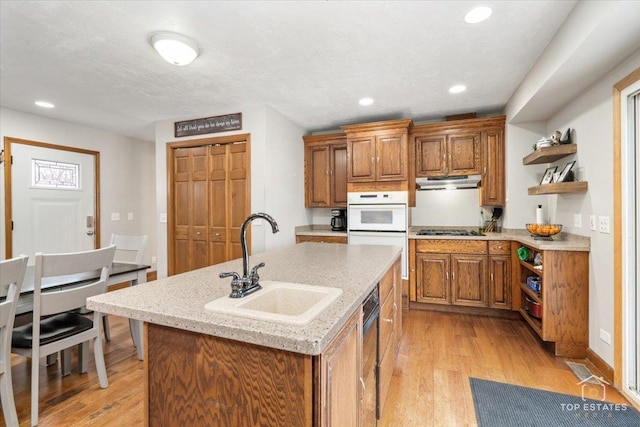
[347,191,408,279]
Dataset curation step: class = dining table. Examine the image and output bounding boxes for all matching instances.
[14,262,150,361]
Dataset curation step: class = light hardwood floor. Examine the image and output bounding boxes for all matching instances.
[3,311,631,426]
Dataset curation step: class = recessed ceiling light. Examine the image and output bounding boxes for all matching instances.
[149,31,200,66]
[35,101,55,108]
[359,97,374,106]
[465,6,493,24]
[449,85,466,94]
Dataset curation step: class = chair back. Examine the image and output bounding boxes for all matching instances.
[110,234,147,264]
[34,246,116,317]
[0,255,29,371]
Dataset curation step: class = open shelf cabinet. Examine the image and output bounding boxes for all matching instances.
[512,242,589,357]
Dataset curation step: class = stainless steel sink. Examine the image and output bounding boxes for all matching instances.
[204,281,343,325]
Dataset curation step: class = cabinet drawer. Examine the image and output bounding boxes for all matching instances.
[378,331,395,416]
[379,263,395,301]
[378,291,395,357]
[488,241,510,255]
[416,239,487,254]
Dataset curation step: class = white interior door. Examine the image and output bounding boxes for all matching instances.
[11,143,95,264]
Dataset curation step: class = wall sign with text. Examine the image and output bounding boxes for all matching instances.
[174,113,242,137]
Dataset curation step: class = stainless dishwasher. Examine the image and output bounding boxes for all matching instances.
[362,287,379,426]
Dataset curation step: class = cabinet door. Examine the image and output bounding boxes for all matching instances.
[451,254,487,307]
[376,133,407,181]
[488,255,511,309]
[480,129,505,206]
[415,253,450,304]
[347,136,376,182]
[319,309,362,427]
[448,132,481,176]
[415,134,447,177]
[305,144,331,207]
[330,144,348,206]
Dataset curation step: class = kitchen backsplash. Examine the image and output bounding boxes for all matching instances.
[411,188,481,226]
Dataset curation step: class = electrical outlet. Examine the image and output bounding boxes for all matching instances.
[600,328,611,345]
[159,213,167,223]
[590,215,597,231]
[573,214,581,229]
[151,256,157,264]
[127,212,134,220]
[111,212,120,221]
[598,216,610,234]
[253,218,263,226]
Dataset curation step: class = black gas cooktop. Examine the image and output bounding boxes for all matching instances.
[417,229,479,236]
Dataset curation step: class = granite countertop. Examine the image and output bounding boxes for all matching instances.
[87,242,400,355]
[295,224,347,237]
[408,226,590,252]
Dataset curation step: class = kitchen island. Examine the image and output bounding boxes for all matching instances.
[87,242,402,426]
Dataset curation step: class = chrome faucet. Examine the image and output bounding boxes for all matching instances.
[219,212,279,298]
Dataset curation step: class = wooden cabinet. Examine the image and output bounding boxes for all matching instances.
[411,239,512,311]
[377,259,402,417]
[415,131,480,177]
[480,127,506,206]
[296,235,347,244]
[413,240,488,308]
[412,116,506,207]
[342,119,413,193]
[303,133,347,208]
[513,243,589,357]
[317,308,362,427]
[522,144,588,195]
[487,241,511,309]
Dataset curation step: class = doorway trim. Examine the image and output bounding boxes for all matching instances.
[613,67,640,404]
[3,136,101,257]
[166,133,251,276]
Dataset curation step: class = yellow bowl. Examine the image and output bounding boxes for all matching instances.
[526,224,562,237]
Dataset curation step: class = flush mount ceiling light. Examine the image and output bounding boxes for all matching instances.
[149,32,200,66]
[464,6,493,24]
[359,97,374,106]
[449,85,467,94]
[35,101,55,108]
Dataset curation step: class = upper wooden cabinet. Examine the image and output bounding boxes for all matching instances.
[415,131,481,177]
[342,119,413,193]
[412,116,506,206]
[480,126,506,206]
[303,133,347,208]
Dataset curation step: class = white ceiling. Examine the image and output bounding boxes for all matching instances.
[0,1,589,142]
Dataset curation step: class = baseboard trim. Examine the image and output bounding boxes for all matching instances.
[585,347,614,384]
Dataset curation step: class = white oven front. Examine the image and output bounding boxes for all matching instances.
[348,204,407,232]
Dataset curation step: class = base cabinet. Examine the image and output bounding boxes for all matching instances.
[411,239,511,311]
[513,243,589,357]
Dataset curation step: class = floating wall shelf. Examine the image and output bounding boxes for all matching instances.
[523,144,577,165]
[528,181,588,195]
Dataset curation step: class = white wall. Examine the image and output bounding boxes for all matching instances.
[505,50,640,366]
[154,105,308,278]
[0,107,157,266]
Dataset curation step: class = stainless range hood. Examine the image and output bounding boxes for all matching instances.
[416,175,481,190]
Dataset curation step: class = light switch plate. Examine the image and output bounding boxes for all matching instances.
[111,212,120,221]
[127,212,134,220]
[573,214,581,229]
[598,216,610,234]
[159,213,167,223]
[600,328,611,345]
[589,215,597,231]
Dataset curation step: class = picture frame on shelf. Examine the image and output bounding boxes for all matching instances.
[540,166,557,185]
[557,160,576,183]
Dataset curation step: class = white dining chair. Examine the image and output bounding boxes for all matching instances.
[1,255,28,427]
[102,234,147,341]
[11,246,115,426]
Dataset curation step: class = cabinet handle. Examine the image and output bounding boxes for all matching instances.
[385,317,393,324]
[360,377,365,398]
[491,273,494,282]
[452,271,455,280]
[446,271,449,280]
[393,302,397,317]
[377,156,380,163]
[371,156,375,164]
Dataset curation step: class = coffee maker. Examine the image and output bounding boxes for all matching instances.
[331,209,347,231]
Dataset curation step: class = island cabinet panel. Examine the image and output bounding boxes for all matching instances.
[146,323,313,427]
[315,308,362,427]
